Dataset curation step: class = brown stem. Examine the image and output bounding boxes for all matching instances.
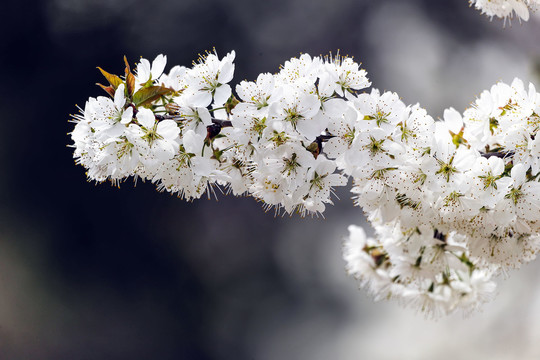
[480,150,514,159]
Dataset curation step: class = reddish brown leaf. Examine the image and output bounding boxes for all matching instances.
[96,83,116,97]
[123,56,131,76]
[123,56,135,97]
[126,72,135,97]
[96,67,123,90]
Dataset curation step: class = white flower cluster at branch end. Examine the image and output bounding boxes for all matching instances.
[70,51,540,318]
[344,77,540,318]
[470,0,540,21]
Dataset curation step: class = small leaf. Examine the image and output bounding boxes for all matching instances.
[141,78,153,89]
[225,95,239,115]
[123,56,136,97]
[97,67,123,89]
[126,72,136,97]
[96,83,116,97]
[123,56,131,76]
[305,138,322,159]
[132,85,174,107]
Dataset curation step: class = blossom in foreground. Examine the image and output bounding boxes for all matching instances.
[70,51,540,318]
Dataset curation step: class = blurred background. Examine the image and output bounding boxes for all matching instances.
[2,0,540,359]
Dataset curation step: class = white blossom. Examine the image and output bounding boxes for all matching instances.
[470,0,539,22]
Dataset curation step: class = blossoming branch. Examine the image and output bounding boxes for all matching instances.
[70,51,540,318]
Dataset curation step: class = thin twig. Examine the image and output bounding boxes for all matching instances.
[480,150,514,159]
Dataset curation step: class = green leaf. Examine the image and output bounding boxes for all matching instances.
[225,95,239,115]
[97,67,123,90]
[132,86,174,107]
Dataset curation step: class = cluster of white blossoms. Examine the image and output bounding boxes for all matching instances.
[71,51,540,317]
[344,78,540,317]
[470,0,540,21]
[72,51,371,213]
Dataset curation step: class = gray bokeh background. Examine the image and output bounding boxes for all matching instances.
[2,0,540,359]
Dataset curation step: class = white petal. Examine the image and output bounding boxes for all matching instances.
[154,140,176,161]
[137,108,155,129]
[157,120,180,140]
[137,59,151,82]
[120,107,133,125]
[192,157,215,177]
[151,54,167,80]
[197,107,213,126]
[324,137,346,159]
[318,72,335,98]
[443,107,463,134]
[235,80,254,102]
[183,130,204,154]
[297,112,328,140]
[218,61,235,84]
[258,73,275,95]
[324,98,350,120]
[298,94,321,118]
[314,158,336,176]
[114,84,126,109]
[213,84,232,106]
[488,156,504,176]
[188,91,213,108]
[512,0,530,21]
[511,163,527,186]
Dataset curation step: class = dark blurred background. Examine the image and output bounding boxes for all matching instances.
[2,1,540,359]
